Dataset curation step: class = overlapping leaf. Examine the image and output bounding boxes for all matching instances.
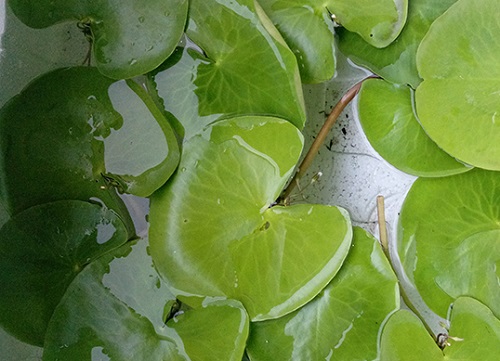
[398,169,500,319]
[380,297,500,361]
[150,116,352,321]
[338,0,457,87]
[357,78,470,176]
[246,227,399,360]
[327,0,408,48]
[43,238,249,360]
[0,200,129,346]
[152,0,306,139]
[416,0,500,170]
[7,0,188,79]
[0,67,178,224]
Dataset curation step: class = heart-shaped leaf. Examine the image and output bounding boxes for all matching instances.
[152,0,306,139]
[43,238,249,361]
[0,67,178,223]
[149,116,352,320]
[327,0,408,48]
[416,0,500,170]
[0,200,129,346]
[338,0,458,87]
[398,169,500,319]
[7,0,189,79]
[258,0,336,83]
[357,78,470,176]
[246,227,399,360]
[380,297,500,360]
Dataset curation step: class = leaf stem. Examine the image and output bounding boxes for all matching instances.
[376,195,449,344]
[279,76,375,204]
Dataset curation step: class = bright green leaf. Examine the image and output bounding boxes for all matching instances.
[149,116,352,320]
[153,0,306,138]
[0,200,129,346]
[43,238,249,361]
[357,78,470,176]
[327,0,408,48]
[380,297,500,361]
[0,67,178,223]
[258,0,336,83]
[246,227,399,361]
[7,0,188,79]
[338,0,458,87]
[416,0,500,170]
[398,169,500,319]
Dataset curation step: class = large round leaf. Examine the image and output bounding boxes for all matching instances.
[0,200,129,346]
[338,0,458,87]
[258,0,336,83]
[152,0,306,138]
[380,297,500,360]
[7,0,188,79]
[150,116,352,320]
[43,238,249,360]
[0,67,178,223]
[327,0,408,48]
[398,169,500,319]
[357,78,470,176]
[246,227,399,361]
[416,0,500,170]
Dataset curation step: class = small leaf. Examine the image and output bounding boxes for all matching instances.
[0,200,129,346]
[327,0,408,48]
[258,0,336,83]
[247,227,400,361]
[398,169,500,319]
[7,0,189,79]
[153,0,306,138]
[338,0,458,87]
[380,297,500,361]
[149,116,352,320]
[357,78,470,176]
[416,0,500,170]
[43,238,249,361]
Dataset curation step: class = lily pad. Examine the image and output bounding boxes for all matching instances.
[398,169,500,319]
[7,0,188,79]
[327,0,408,48]
[152,0,306,138]
[246,227,399,361]
[0,67,178,224]
[257,0,336,83]
[357,78,470,176]
[43,238,249,361]
[416,0,500,170]
[0,200,129,346]
[149,116,352,320]
[338,0,458,87]
[380,297,500,361]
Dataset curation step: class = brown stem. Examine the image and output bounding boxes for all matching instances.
[279,76,375,204]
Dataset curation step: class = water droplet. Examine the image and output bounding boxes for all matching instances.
[181,167,187,172]
[129,59,138,66]
[138,16,145,23]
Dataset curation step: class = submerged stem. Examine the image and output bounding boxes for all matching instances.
[279,76,375,204]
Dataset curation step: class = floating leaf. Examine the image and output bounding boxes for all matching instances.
[7,0,188,79]
[153,0,306,138]
[43,238,249,361]
[380,297,500,361]
[327,0,408,48]
[258,0,336,83]
[338,0,458,87]
[0,67,178,224]
[357,78,470,176]
[150,116,352,320]
[246,227,399,361]
[0,200,129,346]
[398,169,500,319]
[416,0,500,170]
